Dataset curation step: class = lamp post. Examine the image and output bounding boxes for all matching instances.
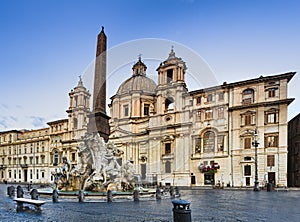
[252,128,260,191]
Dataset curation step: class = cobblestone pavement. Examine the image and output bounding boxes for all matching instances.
[1,184,300,222]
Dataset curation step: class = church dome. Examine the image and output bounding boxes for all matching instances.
[117,75,157,95]
[116,56,157,95]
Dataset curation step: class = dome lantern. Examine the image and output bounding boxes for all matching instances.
[132,55,147,76]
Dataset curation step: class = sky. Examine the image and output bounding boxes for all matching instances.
[0,0,299,131]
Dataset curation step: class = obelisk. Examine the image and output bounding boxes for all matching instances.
[88,26,110,141]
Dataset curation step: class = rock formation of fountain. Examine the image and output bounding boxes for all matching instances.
[52,133,136,192]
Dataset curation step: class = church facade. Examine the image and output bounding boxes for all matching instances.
[109,49,295,187]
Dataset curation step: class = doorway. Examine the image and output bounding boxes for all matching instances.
[246,177,250,186]
[204,173,215,185]
[268,172,276,185]
[191,175,196,185]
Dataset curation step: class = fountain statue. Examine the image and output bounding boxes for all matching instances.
[52,133,136,192]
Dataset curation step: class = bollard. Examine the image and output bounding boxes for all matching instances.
[17,185,24,198]
[52,189,59,202]
[267,183,272,192]
[133,189,139,202]
[107,190,113,202]
[172,199,191,222]
[78,190,84,203]
[30,189,39,200]
[170,186,175,199]
[175,186,180,197]
[156,187,162,200]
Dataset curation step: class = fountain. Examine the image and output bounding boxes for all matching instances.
[51,132,136,193]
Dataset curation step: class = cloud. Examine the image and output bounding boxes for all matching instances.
[0,120,8,129]
[30,116,46,128]
[1,104,9,110]
[9,116,18,122]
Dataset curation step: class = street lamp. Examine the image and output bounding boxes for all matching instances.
[252,128,260,191]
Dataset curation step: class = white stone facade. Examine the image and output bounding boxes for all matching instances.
[109,50,295,188]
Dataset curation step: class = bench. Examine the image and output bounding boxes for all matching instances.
[13,198,46,212]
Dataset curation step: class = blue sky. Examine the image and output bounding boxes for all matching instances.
[0,0,299,130]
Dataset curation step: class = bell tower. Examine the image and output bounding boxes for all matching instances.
[156,48,188,114]
[87,26,110,141]
[67,77,91,139]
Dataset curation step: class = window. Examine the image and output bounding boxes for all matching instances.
[72,153,76,161]
[265,135,278,147]
[265,110,278,124]
[207,94,213,102]
[196,96,201,104]
[41,156,45,164]
[165,161,171,173]
[245,114,252,125]
[165,97,174,111]
[267,155,275,167]
[203,131,215,152]
[244,137,251,149]
[196,111,201,121]
[54,150,59,165]
[165,143,171,154]
[36,156,39,164]
[242,88,254,105]
[219,92,224,101]
[268,88,277,98]
[244,165,251,176]
[195,138,201,153]
[74,96,78,107]
[218,107,224,119]
[244,156,252,161]
[217,135,224,151]
[167,69,173,83]
[267,113,276,123]
[123,105,129,117]
[205,109,213,119]
[144,104,149,116]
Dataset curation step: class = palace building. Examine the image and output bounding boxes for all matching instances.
[0,78,90,184]
[0,27,295,188]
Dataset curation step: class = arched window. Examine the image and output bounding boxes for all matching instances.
[165,97,174,111]
[242,88,254,105]
[167,69,173,83]
[203,131,215,152]
[74,96,78,107]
